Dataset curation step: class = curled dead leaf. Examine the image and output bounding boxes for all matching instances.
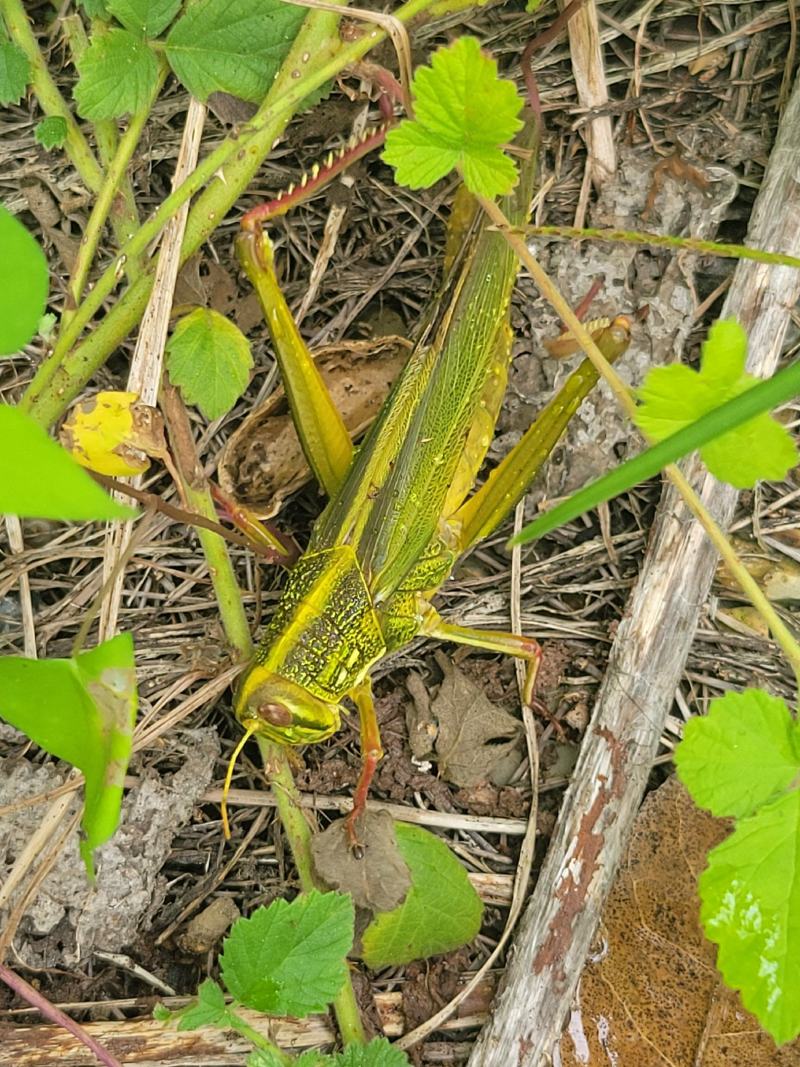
[311,810,411,915]
[61,391,167,477]
[218,336,410,517]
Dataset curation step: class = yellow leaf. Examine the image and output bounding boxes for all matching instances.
[61,391,167,477]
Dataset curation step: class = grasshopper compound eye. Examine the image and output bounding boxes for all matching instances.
[258,702,293,728]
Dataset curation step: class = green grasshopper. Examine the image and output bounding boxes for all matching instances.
[230,109,632,847]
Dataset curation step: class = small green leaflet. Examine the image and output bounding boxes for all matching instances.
[106,0,181,37]
[220,891,354,1017]
[34,116,68,150]
[636,319,798,488]
[0,206,48,355]
[676,687,800,1044]
[247,1038,410,1067]
[330,1040,410,1067]
[0,41,29,105]
[74,29,159,120]
[164,0,306,103]
[701,789,800,1045]
[675,689,800,819]
[247,1051,296,1067]
[360,823,483,967]
[166,979,244,1032]
[0,407,136,521]
[0,633,137,879]
[383,37,523,198]
[78,0,110,15]
[166,308,253,420]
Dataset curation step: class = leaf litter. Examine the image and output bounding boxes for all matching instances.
[406,652,523,788]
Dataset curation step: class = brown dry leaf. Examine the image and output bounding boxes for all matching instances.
[430,652,522,789]
[219,336,410,517]
[311,810,411,914]
[558,776,800,1066]
[174,255,262,334]
[716,605,771,639]
[22,182,80,272]
[717,538,800,602]
[405,671,438,761]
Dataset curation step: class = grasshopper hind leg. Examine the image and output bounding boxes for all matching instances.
[421,607,541,705]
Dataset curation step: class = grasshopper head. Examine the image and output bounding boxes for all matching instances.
[235,670,341,745]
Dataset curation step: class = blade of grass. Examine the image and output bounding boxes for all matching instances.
[511,357,800,544]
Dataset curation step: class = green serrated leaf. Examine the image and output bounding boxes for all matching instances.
[383,37,523,197]
[0,205,48,355]
[0,407,137,521]
[220,891,354,1016]
[164,0,306,103]
[360,823,483,967]
[333,1037,410,1066]
[175,980,234,1031]
[74,28,159,119]
[78,0,111,15]
[166,308,253,420]
[675,689,800,819]
[636,319,798,488]
[107,0,181,36]
[0,41,30,105]
[700,789,800,1044]
[248,1051,320,1067]
[0,633,137,878]
[34,116,68,150]
[291,1053,332,1067]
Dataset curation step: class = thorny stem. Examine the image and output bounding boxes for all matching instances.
[0,0,103,193]
[257,738,367,1048]
[526,224,800,271]
[20,0,444,429]
[64,66,166,321]
[479,193,800,690]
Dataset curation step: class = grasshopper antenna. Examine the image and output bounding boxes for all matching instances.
[222,722,259,840]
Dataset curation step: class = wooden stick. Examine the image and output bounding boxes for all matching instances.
[561,0,616,187]
[469,68,800,1067]
[98,98,207,640]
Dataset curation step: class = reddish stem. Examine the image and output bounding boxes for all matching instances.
[521,0,589,117]
[241,121,393,230]
[0,963,123,1067]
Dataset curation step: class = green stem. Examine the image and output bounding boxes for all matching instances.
[0,0,103,193]
[258,737,367,1047]
[526,224,800,272]
[230,1017,294,1065]
[482,194,800,691]
[60,13,142,259]
[64,68,165,322]
[20,0,441,429]
[186,483,253,661]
